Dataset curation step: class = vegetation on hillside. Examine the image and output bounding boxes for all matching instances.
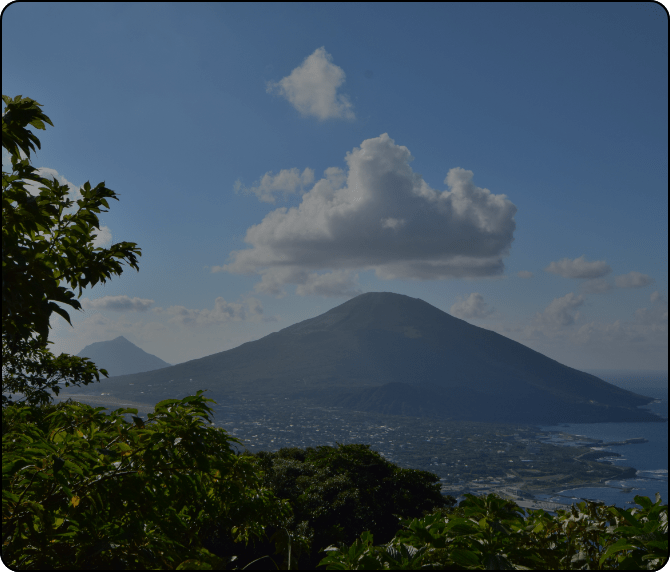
[199,444,454,569]
[319,493,668,570]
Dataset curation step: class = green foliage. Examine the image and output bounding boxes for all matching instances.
[2,391,291,569]
[2,94,141,406]
[319,492,668,570]
[218,444,455,569]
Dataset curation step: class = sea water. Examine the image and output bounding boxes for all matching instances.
[536,370,668,509]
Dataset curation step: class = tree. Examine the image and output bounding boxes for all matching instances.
[212,444,455,569]
[2,94,141,406]
[2,392,292,569]
[2,95,291,569]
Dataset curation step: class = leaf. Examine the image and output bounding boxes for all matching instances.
[176,560,212,570]
[52,456,66,474]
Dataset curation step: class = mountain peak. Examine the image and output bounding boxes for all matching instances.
[89,293,661,424]
[77,337,171,377]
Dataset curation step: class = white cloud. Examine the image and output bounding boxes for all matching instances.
[266,46,355,121]
[615,271,653,289]
[91,226,113,247]
[573,295,667,362]
[153,297,275,327]
[234,167,315,204]
[545,255,611,279]
[534,292,585,327]
[380,217,406,230]
[483,290,667,370]
[581,278,612,294]
[517,270,533,279]
[81,295,155,312]
[634,291,668,325]
[295,270,362,298]
[214,133,517,296]
[21,167,84,201]
[450,293,494,319]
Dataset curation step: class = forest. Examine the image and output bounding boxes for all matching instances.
[2,95,667,570]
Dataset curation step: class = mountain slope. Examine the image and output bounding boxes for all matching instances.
[70,293,661,423]
[76,336,172,377]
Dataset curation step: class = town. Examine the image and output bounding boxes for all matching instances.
[210,395,638,507]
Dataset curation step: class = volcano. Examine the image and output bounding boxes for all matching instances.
[76,336,171,377]
[71,292,661,424]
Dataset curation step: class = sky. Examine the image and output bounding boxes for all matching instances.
[2,2,668,372]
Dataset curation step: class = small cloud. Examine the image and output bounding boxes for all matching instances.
[517,270,533,279]
[535,292,585,327]
[634,291,668,325]
[234,167,315,203]
[266,46,355,121]
[581,278,612,294]
[156,297,273,327]
[23,167,84,201]
[545,255,611,279]
[81,296,154,312]
[294,270,362,298]
[380,217,406,230]
[450,293,494,320]
[615,271,653,289]
[92,226,112,247]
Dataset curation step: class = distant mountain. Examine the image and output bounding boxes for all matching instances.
[76,336,172,377]
[70,293,662,424]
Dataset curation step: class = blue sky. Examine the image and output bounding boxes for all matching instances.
[2,2,668,371]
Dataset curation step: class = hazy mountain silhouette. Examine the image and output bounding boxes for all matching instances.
[74,293,662,424]
[77,336,172,377]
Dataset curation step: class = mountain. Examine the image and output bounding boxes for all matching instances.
[76,336,172,377]
[70,293,662,424]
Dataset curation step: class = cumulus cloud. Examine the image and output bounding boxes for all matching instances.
[574,293,667,360]
[581,278,613,294]
[266,46,355,121]
[615,271,653,289]
[215,133,517,296]
[450,293,494,319]
[517,270,533,279]
[634,291,668,326]
[545,255,611,279]
[295,270,362,298]
[153,297,276,327]
[91,226,113,247]
[81,295,155,312]
[20,167,84,201]
[234,168,315,204]
[483,289,667,369]
[535,292,584,327]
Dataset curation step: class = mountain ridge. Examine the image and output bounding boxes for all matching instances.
[66,292,662,424]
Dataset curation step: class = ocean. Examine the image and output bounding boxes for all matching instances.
[535,370,668,509]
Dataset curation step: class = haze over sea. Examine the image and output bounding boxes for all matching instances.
[536,370,668,509]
